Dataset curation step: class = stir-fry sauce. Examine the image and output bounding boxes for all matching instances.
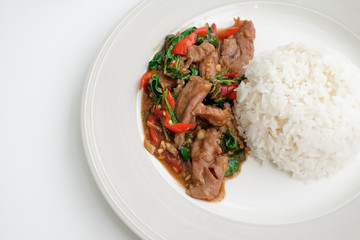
[140,18,255,201]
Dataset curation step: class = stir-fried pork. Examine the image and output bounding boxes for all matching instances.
[174,76,212,147]
[187,41,216,62]
[199,50,219,79]
[187,128,228,200]
[219,19,255,75]
[193,102,231,126]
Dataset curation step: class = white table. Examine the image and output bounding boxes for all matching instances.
[1,0,141,239]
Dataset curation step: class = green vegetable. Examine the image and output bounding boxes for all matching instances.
[221,131,240,153]
[163,27,197,76]
[225,152,246,177]
[190,66,198,76]
[150,74,163,103]
[148,34,175,71]
[148,50,165,70]
[225,155,240,177]
[210,73,247,85]
[162,89,178,123]
[179,147,191,160]
[196,23,218,48]
[165,68,190,80]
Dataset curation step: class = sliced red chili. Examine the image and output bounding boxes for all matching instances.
[163,151,183,172]
[163,122,196,133]
[211,23,217,35]
[219,83,239,98]
[139,70,156,90]
[171,32,197,56]
[147,115,161,148]
[227,91,237,100]
[154,104,164,120]
[166,91,176,110]
[217,26,239,40]
[161,110,196,133]
[193,27,208,36]
[224,72,238,78]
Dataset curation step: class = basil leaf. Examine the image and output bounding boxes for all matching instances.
[225,155,240,177]
[148,50,165,70]
[196,23,218,48]
[179,147,191,160]
[190,66,198,76]
[225,151,245,177]
[164,27,197,73]
[163,89,179,124]
[148,34,176,71]
[166,100,178,123]
[221,131,240,153]
[150,74,163,103]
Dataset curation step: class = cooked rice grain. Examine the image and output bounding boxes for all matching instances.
[234,43,360,179]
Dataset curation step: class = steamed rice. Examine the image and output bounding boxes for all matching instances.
[234,43,360,180]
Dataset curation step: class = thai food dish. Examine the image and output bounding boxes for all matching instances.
[139,18,255,201]
[139,17,360,201]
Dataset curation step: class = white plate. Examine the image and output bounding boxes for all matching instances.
[82,0,360,239]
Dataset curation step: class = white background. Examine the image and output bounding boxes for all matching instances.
[1,0,141,239]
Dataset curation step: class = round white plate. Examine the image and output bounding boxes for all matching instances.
[82,0,360,239]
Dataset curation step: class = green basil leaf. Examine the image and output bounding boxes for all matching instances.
[224,151,245,177]
[225,155,240,177]
[179,147,191,161]
[221,131,240,153]
[196,23,218,48]
[190,66,198,76]
[163,89,178,124]
[150,74,163,103]
[148,50,165,70]
[164,27,197,73]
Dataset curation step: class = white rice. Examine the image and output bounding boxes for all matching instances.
[234,43,360,180]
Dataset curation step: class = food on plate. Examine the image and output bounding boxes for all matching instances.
[140,18,255,200]
[234,43,360,180]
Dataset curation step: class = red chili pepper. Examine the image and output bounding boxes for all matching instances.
[147,115,161,148]
[154,104,164,120]
[217,26,239,40]
[166,91,176,110]
[164,122,196,133]
[162,152,183,172]
[227,91,237,100]
[171,32,197,56]
[139,70,156,90]
[193,27,208,36]
[219,83,239,98]
[211,23,217,35]
[224,72,238,78]
[161,110,196,133]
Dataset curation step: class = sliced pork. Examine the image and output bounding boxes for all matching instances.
[187,41,216,62]
[187,128,228,200]
[174,76,212,147]
[199,50,219,79]
[193,102,231,126]
[219,19,255,76]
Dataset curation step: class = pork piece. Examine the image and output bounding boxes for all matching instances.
[187,41,216,62]
[158,70,177,90]
[193,102,231,126]
[199,50,219,79]
[221,37,238,57]
[174,76,212,147]
[187,128,229,200]
[219,19,255,76]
